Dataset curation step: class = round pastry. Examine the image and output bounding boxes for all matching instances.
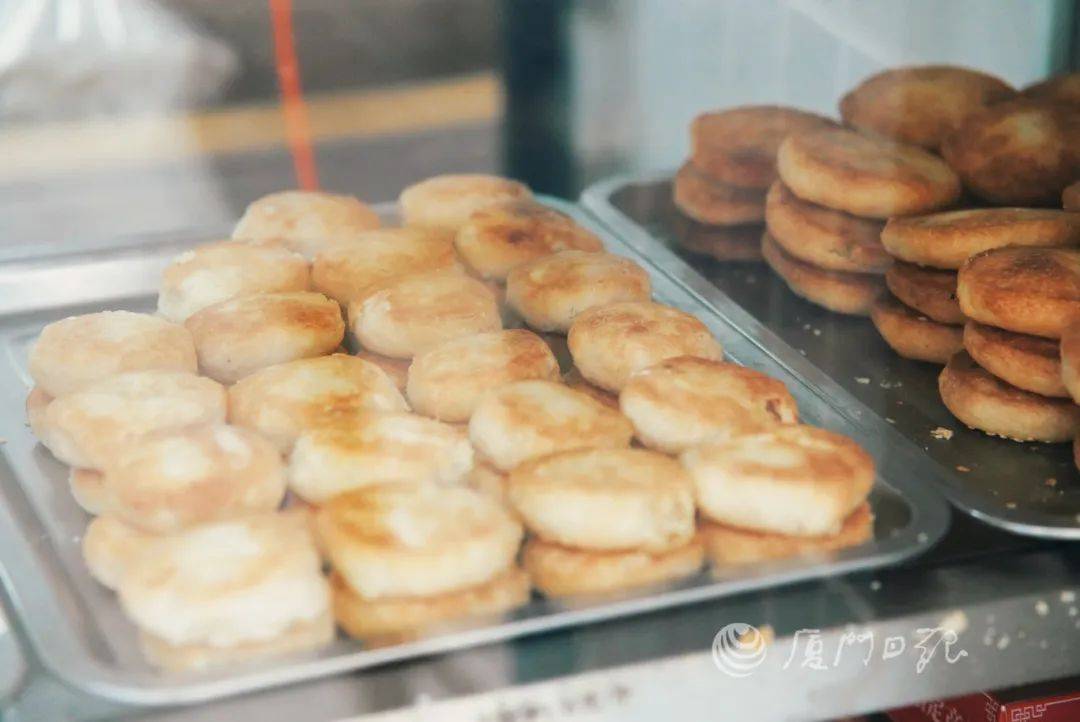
[939,351,1080,442]
[1058,321,1080,404]
[619,356,798,453]
[406,329,560,422]
[232,190,381,259]
[69,468,109,515]
[682,425,874,537]
[316,483,523,599]
[331,567,529,642]
[764,181,890,274]
[689,106,836,188]
[157,240,309,323]
[140,611,334,673]
[228,354,407,453]
[348,271,501,359]
[82,516,156,590]
[522,536,704,598]
[839,65,1015,149]
[507,448,696,552]
[567,301,723,392]
[505,250,651,333]
[964,322,1067,398]
[777,127,961,218]
[311,228,458,305]
[941,101,1079,206]
[454,201,605,281]
[1064,181,1080,212]
[762,231,884,316]
[399,174,532,231]
[469,380,634,471]
[1021,72,1080,106]
[25,386,52,443]
[289,411,474,503]
[185,292,344,383]
[562,367,620,409]
[957,246,1080,339]
[870,295,964,364]
[671,218,764,262]
[29,311,197,398]
[118,512,330,654]
[672,162,767,225]
[881,208,1080,270]
[353,350,409,392]
[103,425,286,533]
[884,261,964,324]
[41,371,226,469]
[701,502,873,567]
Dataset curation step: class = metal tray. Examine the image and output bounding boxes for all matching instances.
[583,173,1080,540]
[0,197,949,706]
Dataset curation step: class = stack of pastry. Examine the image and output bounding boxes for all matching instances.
[937,244,1080,444]
[617,355,874,565]
[676,106,835,263]
[769,122,961,318]
[856,67,1080,365]
[25,173,882,672]
[879,209,1080,368]
[834,66,1080,447]
[318,483,529,645]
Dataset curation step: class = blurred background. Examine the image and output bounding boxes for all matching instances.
[0,0,1076,252]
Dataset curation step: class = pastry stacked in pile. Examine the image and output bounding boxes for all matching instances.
[768,124,961,318]
[679,66,1080,452]
[768,70,979,319]
[840,67,1080,447]
[675,107,834,262]
[26,174,878,672]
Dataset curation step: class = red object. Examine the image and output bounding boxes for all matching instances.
[269,0,320,190]
[889,678,1080,722]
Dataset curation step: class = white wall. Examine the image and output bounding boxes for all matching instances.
[570,0,1072,173]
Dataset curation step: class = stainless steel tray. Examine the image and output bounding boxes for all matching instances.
[583,173,1080,540]
[0,197,949,706]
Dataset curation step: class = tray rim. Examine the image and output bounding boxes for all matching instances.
[0,195,950,706]
[582,171,1080,541]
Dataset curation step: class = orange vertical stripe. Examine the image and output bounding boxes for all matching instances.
[269,0,320,190]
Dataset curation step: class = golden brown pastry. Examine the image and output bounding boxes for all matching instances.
[881,208,1080,270]
[682,425,874,537]
[522,536,704,598]
[762,231,884,316]
[567,301,723,392]
[941,101,1079,206]
[690,106,836,189]
[777,127,961,218]
[964,322,1067,398]
[939,351,1080,442]
[885,261,964,325]
[871,295,964,364]
[957,246,1080,339]
[764,181,890,274]
[232,190,381,259]
[672,161,766,225]
[454,201,605,281]
[839,65,1015,149]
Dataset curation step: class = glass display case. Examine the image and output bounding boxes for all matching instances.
[0,2,1077,721]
